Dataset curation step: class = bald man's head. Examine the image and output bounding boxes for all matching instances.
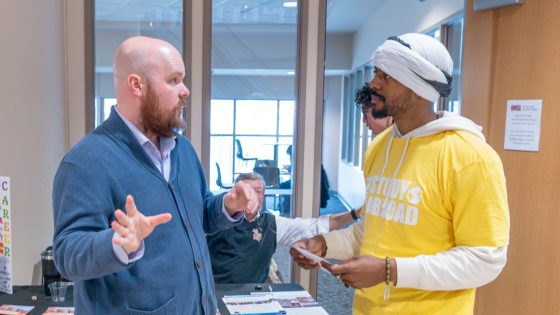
[111,36,189,139]
[113,36,180,87]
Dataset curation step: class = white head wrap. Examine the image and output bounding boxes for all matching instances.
[372,33,453,103]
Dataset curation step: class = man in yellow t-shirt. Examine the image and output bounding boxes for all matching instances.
[290,33,510,314]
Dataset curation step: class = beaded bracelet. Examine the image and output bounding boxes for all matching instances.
[384,257,391,302]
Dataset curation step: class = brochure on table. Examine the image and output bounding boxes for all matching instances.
[0,304,33,314]
[0,176,12,294]
[43,306,75,314]
[223,290,329,315]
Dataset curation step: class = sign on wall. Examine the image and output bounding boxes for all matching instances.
[504,99,542,152]
[0,176,12,294]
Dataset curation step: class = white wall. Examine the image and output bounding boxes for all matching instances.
[322,76,343,192]
[0,0,85,285]
[337,162,367,208]
[0,0,65,285]
[334,0,464,208]
[325,33,353,70]
[352,0,464,68]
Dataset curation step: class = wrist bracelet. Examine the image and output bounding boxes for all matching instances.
[384,257,391,302]
[350,209,359,220]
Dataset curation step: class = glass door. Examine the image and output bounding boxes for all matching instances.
[93,0,184,127]
[210,0,300,281]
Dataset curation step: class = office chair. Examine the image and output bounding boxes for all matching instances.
[215,162,233,189]
[254,166,282,211]
[253,166,280,189]
[235,139,258,169]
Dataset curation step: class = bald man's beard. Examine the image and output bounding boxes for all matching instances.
[140,82,186,138]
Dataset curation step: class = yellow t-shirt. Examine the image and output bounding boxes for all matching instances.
[355,127,510,315]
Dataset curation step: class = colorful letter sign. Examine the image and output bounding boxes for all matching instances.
[0,176,12,294]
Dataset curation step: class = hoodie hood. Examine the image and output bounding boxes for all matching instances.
[393,111,486,142]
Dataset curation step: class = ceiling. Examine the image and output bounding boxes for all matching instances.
[94,0,388,33]
[326,0,387,32]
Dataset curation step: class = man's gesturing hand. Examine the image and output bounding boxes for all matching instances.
[111,195,172,254]
[224,181,259,221]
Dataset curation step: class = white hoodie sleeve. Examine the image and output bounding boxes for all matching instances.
[322,219,507,289]
[396,245,508,290]
[275,215,330,246]
[323,220,364,260]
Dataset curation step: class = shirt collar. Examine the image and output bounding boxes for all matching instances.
[114,106,176,152]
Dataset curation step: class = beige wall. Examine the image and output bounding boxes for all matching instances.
[462,0,560,313]
[0,0,65,285]
[0,0,85,285]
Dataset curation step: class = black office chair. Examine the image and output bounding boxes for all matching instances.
[254,159,278,168]
[215,162,233,189]
[253,166,280,189]
[235,139,257,168]
[254,166,281,211]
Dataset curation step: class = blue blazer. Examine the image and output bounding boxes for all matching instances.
[53,108,234,314]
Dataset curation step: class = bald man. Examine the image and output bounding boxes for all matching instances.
[291,33,510,314]
[52,36,258,314]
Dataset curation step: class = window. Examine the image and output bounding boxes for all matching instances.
[340,65,370,168]
[209,99,294,191]
[427,15,464,114]
[95,97,116,126]
[441,17,464,114]
[92,0,184,128]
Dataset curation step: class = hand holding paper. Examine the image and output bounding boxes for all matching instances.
[289,236,334,274]
[322,255,391,289]
[290,245,330,266]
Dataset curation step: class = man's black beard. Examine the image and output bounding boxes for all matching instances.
[370,92,389,119]
[355,83,390,119]
[382,89,416,119]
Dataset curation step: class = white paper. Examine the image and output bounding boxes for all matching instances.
[290,246,329,265]
[0,176,12,294]
[504,99,542,152]
[290,246,333,274]
[252,291,329,315]
[222,294,284,314]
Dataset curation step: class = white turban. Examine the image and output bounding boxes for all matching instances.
[372,33,453,103]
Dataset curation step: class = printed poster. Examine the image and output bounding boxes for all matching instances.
[0,176,12,294]
[504,99,542,152]
[0,304,34,314]
[43,306,75,314]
